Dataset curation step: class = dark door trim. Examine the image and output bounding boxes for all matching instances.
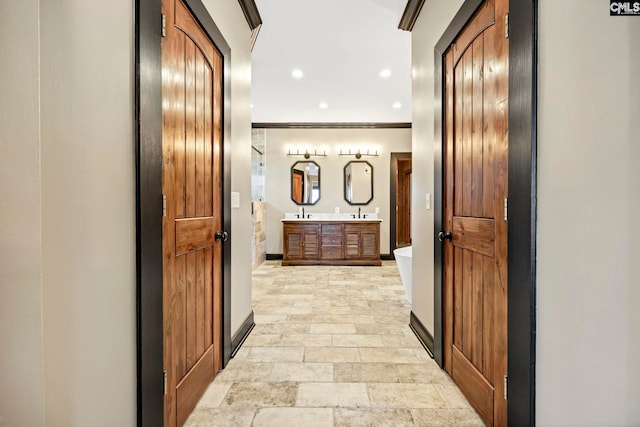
[432,0,537,425]
[135,0,233,425]
[390,152,412,253]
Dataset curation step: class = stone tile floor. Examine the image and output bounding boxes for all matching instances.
[185,261,485,426]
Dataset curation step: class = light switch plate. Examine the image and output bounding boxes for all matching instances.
[426,193,431,210]
[335,207,340,213]
[231,192,240,208]
[375,207,380,214]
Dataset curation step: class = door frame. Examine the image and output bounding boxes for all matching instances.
[389,152,412,253]
[135,0,233,425]
[432,0,537,426]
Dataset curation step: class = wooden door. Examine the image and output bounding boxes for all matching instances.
[442,0,508,426]
[292,170,304,204]
[396,158,412,246]
[161,0,224,425]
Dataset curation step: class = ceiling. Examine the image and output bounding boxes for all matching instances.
[251,0,412,123]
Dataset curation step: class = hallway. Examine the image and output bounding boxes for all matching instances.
[184,262,484,426]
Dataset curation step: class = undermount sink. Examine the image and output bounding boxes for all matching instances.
[282,212,380,221]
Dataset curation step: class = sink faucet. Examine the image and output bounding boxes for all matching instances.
[358,207,361,218]
[302,207,305,218]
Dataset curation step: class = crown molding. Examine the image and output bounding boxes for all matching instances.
[398,0,425,31]
[238,0,262,30]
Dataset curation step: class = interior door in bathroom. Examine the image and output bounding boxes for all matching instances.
[391,152,411,251]
[161,0,224,425]
[396,158,411,247]
[442,0,509,425]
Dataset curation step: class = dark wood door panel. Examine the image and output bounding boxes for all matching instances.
[452,346,495,425]
[452,217,495,257]
[451,0,496,65]
[176,345,214,427]
[175,217,215,256]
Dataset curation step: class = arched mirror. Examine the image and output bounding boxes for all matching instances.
[344,160,373,205]
[291,161,321,205]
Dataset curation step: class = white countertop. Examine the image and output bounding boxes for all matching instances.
[281,212,382,222]
[281,218,382,222]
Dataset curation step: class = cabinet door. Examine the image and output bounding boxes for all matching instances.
[344,224,380,259]
[344,231,361,258]
[302,230,319,259]
[284,224,319,260]
[360,230,379,259]
[284,231,303,259]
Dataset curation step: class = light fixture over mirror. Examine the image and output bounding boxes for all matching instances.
[339,148,379,159]
[287,147,327,159]
[344,160,373,205]
[291,161,321,205]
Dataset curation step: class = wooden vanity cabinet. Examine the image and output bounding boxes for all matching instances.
[282,221,381,266]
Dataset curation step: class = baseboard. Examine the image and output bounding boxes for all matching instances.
[410,311,434,358]
[380,253,394,261]
[230,311,255,357]
[266,253,283,260]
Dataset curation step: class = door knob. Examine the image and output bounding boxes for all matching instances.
[215,231,229,242]
[438,231,452,242]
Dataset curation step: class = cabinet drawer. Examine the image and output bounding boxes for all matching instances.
[321,246,343,259]
[321,224,342,234]
[344,224,378,233]
[321,234,342,246]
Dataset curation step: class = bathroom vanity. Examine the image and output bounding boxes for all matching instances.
[281,218,381,266]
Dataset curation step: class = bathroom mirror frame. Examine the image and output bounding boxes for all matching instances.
[290,160,321,205]
[343,160,374,205]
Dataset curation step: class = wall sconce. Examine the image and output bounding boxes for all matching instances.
[338,148,379,159]
[286,147,327,159]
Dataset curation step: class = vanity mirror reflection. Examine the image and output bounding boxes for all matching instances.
[291,161,320,205]
[344,160,373,205]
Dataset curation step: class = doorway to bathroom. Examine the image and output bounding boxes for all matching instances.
[390,152,412,252]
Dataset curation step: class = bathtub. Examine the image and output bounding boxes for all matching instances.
[393,246,412,304]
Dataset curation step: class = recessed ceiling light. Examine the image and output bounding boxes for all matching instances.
[292,69,304,79]
[250,104,254,109]
[379,69,392,78]
[392,102,402,109]
[318,102,328,109]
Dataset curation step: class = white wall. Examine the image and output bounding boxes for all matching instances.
[537,2,640,425]
[39,0,136,424]
[202,0,254,340]
[410,0,465,334]
[412,0,640,424]
[262,128,412,255]
[0,0,253,425]
[0,1,44,425]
